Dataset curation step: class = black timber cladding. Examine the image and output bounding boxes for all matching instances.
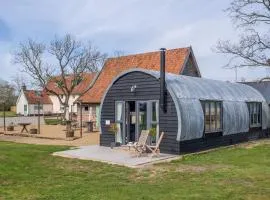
[242,81,270,104]
[100,71,180,154]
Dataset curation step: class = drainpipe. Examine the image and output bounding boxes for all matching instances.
[160,48,167,113]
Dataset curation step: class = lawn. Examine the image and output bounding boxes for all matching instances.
[0,111,16,117]
[1,141,270,200]
[44,118,62,125]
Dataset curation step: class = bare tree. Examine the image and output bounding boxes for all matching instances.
[216,0,270,69]
[11,73,28,95]
[14,34,107,120]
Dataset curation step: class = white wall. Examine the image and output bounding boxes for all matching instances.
[16,90,28,116]
[49,95,79,114]
[28,104,53,115]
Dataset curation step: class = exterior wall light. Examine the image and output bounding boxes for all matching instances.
[131,84,137,93]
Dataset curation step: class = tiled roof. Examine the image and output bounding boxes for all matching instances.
[24,90,52,104]
[79,47,191,103]
[46,73,96,95]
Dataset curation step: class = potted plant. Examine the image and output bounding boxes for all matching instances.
[30,128,38,134]
[108,123,121,148]
[7,122,14,131]
[66,129,74,137]
[66,122,74,138]
[149,127,157,145]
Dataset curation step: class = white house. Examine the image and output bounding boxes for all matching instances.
[46,73,96,114]
[16,86,53,116]
[16,73,96,116]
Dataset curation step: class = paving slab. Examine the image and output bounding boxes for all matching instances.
[53,145,180,168]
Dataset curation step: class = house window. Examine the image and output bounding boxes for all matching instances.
[150,101,159,144]
[247,102,262,128]
[34,104,43,110]
[84,106,89,111]
[115,101,125,144]
[201,101,222,133]
[60,105,65,111]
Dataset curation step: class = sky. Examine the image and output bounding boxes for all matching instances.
[0,0,269,83]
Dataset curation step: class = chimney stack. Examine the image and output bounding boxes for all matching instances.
[21,84,26,91]
[160,48,166,113]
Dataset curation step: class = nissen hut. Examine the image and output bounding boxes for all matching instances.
[100,49,270,154]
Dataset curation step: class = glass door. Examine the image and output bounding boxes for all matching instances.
[136,101,159,144]
[136,101,148,141]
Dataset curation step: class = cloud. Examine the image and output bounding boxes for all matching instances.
[0,0,268,82]
[0,19,12,41]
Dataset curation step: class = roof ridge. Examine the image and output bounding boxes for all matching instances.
[108,47,191,60]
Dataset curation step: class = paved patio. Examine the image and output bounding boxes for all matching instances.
[53,145,180,168]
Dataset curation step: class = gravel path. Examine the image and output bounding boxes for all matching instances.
[0,116,45,126]
[0,132,100,146]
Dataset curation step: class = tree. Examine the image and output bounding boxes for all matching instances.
[216,0,270,69]
[0,82,16,111]
[14,34,107,120]
[11,73,28,95]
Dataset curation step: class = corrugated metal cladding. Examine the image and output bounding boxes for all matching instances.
[101,69,269,142]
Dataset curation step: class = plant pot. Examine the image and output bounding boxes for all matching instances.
[66,130,74,138]
[30,128,38,134]
[115,142,121,147]
[110,142,115,149]
[7,126,14,131]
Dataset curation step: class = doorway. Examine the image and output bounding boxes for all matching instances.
[123,100,159,144]
[126,101,136,143]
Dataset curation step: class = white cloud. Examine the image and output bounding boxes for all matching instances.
[0,0,268,82]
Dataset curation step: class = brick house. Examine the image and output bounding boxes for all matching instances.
[77,47,201,130]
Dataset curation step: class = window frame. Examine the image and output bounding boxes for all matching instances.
[84,106,89,111]
[115,101,125,144]
[34,104,43,111]
[201,100,223,134]
[247,102,262,128]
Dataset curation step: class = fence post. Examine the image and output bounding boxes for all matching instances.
[3,102,6,132]
[38,101,40,134]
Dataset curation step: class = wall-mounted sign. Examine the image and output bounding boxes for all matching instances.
[105,120,110,125]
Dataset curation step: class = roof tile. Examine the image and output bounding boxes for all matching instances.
[79,47,191,103]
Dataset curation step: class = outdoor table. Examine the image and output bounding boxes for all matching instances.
[18,123,31,133]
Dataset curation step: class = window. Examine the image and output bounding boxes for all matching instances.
[34,104,43,110]
[247,102,262,127]
[84,106,89,111]
[60,105,65,111]
[201,101,222,133]
[150,101,159,144]
[115,101,125,144]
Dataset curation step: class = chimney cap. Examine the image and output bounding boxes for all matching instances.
[21,84,26,91]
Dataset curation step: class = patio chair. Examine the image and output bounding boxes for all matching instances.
[131,130,150,157]
[146,132,165,157]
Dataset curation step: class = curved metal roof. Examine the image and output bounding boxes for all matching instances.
[101,69,269,141]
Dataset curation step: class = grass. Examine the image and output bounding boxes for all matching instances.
[44,118,62,125]
[1,141,270,200]
[0,111,16,117]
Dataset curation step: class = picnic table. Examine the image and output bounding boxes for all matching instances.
[18,123,31,133]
